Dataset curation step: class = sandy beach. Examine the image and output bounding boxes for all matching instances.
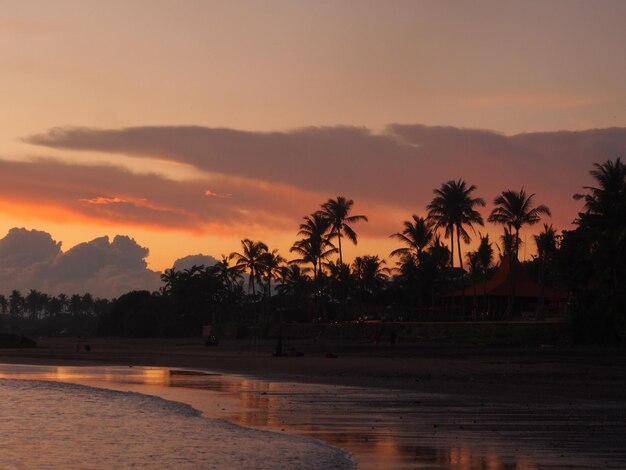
[1,337,626,468]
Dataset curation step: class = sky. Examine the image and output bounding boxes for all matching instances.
[1,1,625,296]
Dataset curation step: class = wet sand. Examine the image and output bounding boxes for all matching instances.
[1,337,626,468]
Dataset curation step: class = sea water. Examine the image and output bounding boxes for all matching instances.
[0,379,354,469]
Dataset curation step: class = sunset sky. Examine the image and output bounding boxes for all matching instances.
[1,1,626,295]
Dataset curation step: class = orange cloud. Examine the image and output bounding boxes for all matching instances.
[27,124,626,233]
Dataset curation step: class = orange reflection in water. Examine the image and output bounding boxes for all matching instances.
[0,365,171,386]
[0,364,564,470]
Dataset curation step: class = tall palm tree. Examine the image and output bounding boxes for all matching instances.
[488,188,551,259]
[390,215,434,261]
[427,179,485,316]
[489,188,550,316]
[230,239,269,299]
[320,196,368,266]
[427,180,485,270]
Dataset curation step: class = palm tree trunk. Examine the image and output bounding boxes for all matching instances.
[313,261,318,322]
[337,227,343,266]
[538,256,545,319]
[250,267,257,298]
[449,229,455,269]
[448,228,455,317]
[456,225,466,318]
[472,276,477,317]
[483,269,488,317]
[512,228,519,315]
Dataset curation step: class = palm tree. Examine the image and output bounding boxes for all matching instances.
[534,224,558,314]
[230,239,269,299]
[476,233,494,313]
[320,196,368,266]
[160,268,180,294]
[497,227,518,260]
[277,264,310,296]
[325,260,354,320]
[573,158,626,295]
[390,215,433,260]
[465,251,481,314]
[292,213,336,284]
[574,157,626,227]
[427,234,452,272]
[291,212,337,318]
[427,179,485,316]
[352,255,391,299]
[214,254,244,290]
[261,249,285,298]
[489,188,550,316]
[488,188,551,259]
[9,290,24,317]
[57,293,68,314]
[277,264,311,314]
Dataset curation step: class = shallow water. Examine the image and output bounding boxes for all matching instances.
[0,375,352,469]
[1,364,625,469]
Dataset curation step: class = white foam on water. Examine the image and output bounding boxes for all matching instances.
[0,379,355,470]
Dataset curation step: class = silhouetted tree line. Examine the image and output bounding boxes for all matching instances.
[558,158,626,341]
[0,290,109,336]
[3,159,624,342]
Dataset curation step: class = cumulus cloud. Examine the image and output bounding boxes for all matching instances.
[0,228,61,270]
[0,228,161,298]
[26,124,626,231]
[172,254,219,271]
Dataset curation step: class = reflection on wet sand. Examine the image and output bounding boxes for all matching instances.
[0,364,623,469]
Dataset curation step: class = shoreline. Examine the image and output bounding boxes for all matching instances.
[2,337,625,400]
[2,337,626,468]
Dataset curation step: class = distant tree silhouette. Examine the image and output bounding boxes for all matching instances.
[9,290,24,317]
[562,158,626,341]
[291,212,337,319]
[261,249,285,298]
[534,224,558,314]
[0,295,8,315]
[291,213,336,288]
[277,263,311,318]
[476,233,494,312]
[465,251,481,313]
[214,254,244,292]
[353,255,390,301]
[325,260,354,320]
